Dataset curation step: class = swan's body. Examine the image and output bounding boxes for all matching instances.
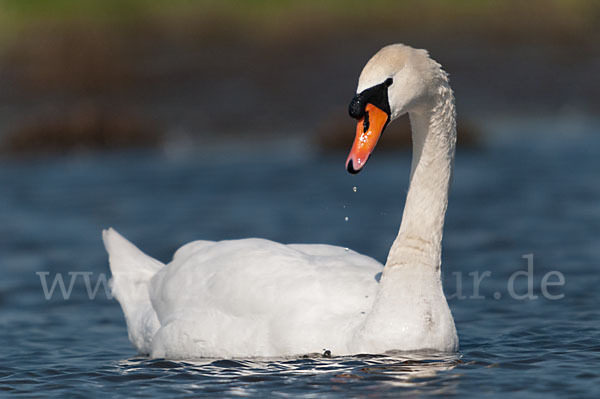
[105,44,459,358]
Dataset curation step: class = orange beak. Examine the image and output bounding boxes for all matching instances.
[346,103,389,174]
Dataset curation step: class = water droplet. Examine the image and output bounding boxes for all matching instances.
[344,247,349,252]
[352,186,357,193]
[344,216,349,222]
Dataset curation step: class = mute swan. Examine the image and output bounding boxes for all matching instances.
[104,44,458,358]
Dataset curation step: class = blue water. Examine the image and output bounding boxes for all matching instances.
[1,121,599,398]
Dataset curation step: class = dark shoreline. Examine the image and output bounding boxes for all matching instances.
[1,1,598,154]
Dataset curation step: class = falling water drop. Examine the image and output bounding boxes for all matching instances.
[344,216,349,222]
[352,186,357,193]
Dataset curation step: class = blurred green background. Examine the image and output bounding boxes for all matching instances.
[0,0,598,154]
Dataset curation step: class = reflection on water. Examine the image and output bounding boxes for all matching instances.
[109,352,462,397]
[358,353,460,392]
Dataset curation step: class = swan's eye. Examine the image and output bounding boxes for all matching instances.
[384,78,393,87]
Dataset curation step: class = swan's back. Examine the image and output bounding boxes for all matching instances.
[105,229,383,358]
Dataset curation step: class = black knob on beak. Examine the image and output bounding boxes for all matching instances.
[348,94,366,120]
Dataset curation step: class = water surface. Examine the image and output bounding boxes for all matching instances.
[1,121,599,397]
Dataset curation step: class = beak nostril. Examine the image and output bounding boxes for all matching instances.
[363,111,370,133]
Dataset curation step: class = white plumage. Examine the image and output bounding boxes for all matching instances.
[104,44,459,359]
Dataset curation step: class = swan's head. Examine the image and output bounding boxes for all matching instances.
[346,44,443,174]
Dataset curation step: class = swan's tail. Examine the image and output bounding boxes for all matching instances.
[103,228,163,354]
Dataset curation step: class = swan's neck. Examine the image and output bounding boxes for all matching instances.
[385,84,456,272]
